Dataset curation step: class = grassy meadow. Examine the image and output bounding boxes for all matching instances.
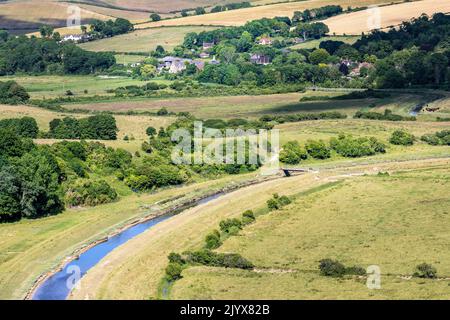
[63,91,435,119]
[171,165,450,299]
[290,35,359,50]
[79,26,219,53]
[322,0,450,35]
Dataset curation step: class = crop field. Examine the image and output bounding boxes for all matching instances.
[171,165,450,299]
[63,91,434,119]
[79,26,219,53]
[322,0,450,35]
[0,75,152,99]
[135,0,396,28]
[0,0,112,32]
[68,158,450,300]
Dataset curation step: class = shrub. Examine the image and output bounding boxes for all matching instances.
[389,130,415,146]
[345,265,366,276]
[305,139,331,159]
[157,107,169,116]
[146,126,157,137]
[185,249,253,270]
[242,210,255,225]
[65,179,117,207]
[267,193,291,211]
[168,252,185,264]
[330,134,386,158]
[219,218,242,233]
[279,141,308,164]
[319,259,346,277]
[205,230,222,249]
[165,262,183,281]
[421,130,450,146]
[413,263,437,279]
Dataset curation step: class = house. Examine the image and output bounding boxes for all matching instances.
[258,36,272,45]
[350,62,374,77]
[203,42,214,50]
[192,60,205,71]
[199,52,210,59]
[250,54,271,65]
[169,60,187,73]
[293,37,305,44]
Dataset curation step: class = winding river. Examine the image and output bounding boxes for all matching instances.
[32,193,224,300]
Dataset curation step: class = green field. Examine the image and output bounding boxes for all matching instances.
[114,54,149,65]
[171,165,450,299]
[79,26,219,53]
[290,35,360,50]
[0,75,152,99]
[63,91,435,119]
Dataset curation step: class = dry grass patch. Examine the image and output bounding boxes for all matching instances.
[322,0,450,35]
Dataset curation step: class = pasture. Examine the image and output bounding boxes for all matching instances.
[290,35,360,50]
[322,0,450,35]
[0,75,150,99]
[63,91,434,119]
[79,26,219,53]
[171,165,450,299]
[68,158,450,299]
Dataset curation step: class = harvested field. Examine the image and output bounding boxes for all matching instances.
[322,0,450,35]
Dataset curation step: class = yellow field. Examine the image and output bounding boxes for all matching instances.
[322,0,450,35]
[0,0,112,31]
[135,0,395,28]
[79,26,219,53]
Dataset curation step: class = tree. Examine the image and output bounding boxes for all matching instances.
[165,262,183,280]
[195,7,206,15]
[309,48,330,65]
[0,165,22,222]
[390,130,415,146]
[279,141,307,164]
[39,25,54,38]
[216,44,236,64]
[181,9,189,17]
[150,13,161,22]
[146,126,157,137]
[305,140,331,159]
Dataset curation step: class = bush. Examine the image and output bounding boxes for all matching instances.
[168,252,185,264]
[242,210,255,225]
[205,230,222,249]
[219,218,242,233]
[165,262,183,281]
[279,141,308,164]
[319,259,346,277]
[345,265,366,276]
[305,139,331,159]
[267,193,291,211]
[421,130,450,146]
[185,249,253,270]
[413,263,437,279]
[65,179,118,207]
[389,130,415,146]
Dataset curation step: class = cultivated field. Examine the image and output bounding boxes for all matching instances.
[322,0,450,35]
[63,91,437,119]
[69,158,450,299]
[135,0,396,28]
[0,0,112,32]
[171,165,450,299]
[79,26,219,53]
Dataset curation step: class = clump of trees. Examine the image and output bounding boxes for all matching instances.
[89,18,134,38]
[305,139,331,159]
[389,130,415,146]
[260,112,346,124]
[0,81,29,104]
[48,114,118,140]
[65,179,117,207]
[279,141,307,164]
[0,116,38,138]
[354,109,416,121]
[421,130,450,146]
[330,134,386,157]
[0,31,115,75]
